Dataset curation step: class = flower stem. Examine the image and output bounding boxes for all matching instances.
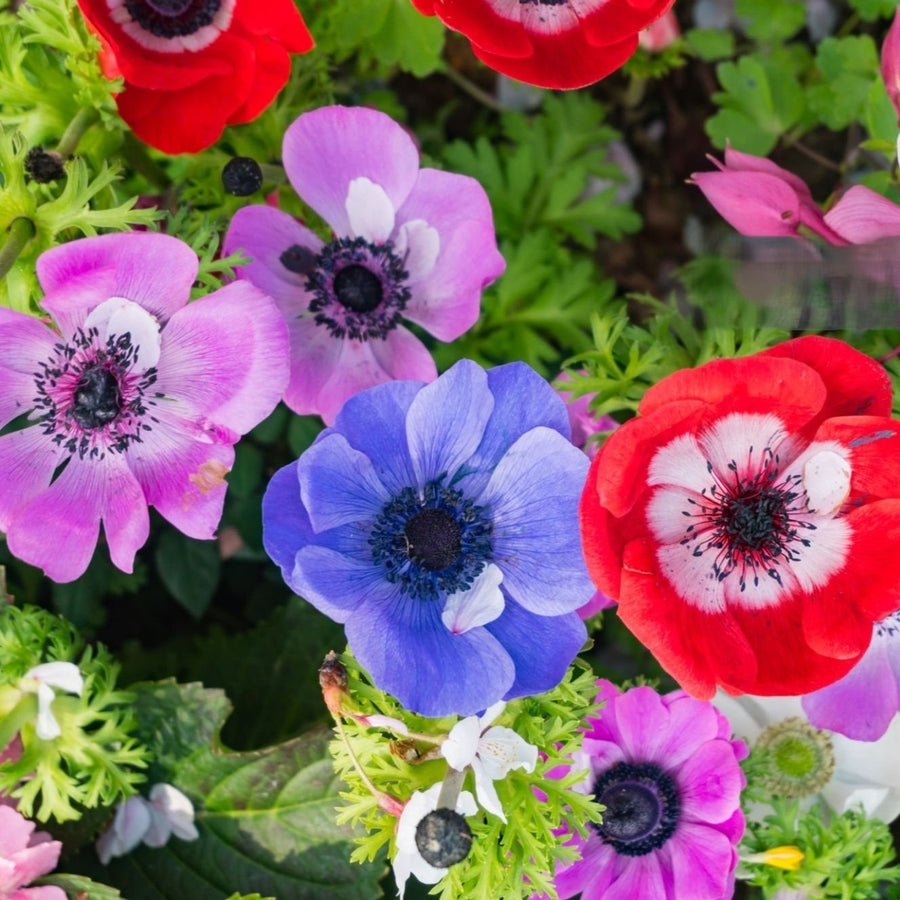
[56,107,100,158]
[442,66,505,114]
[0,694,38,751]
[333,716,404,816]
[0,217,36,281]
[436,766,466,810]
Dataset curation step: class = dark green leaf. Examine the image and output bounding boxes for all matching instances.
[155,531,221,619]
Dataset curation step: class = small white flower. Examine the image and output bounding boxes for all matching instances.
[23,662,84,740]
[714,692,900,823]
[96,783,199,864]
[440,701,537,822]
[392,783,477,900]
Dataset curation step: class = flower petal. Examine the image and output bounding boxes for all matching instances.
[26,662,83,696]
[441,563,505,634]
[283,106,420,234]
[35,682,62,740]
[346,176,395,243]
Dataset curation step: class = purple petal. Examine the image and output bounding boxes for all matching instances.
[38,233,197,330]
[397,168,504,340]
[298,432,391,532]
[406,359,493,485]
[154,281,288,435]
[281,315,343,419]
[283,106,419,234]
[486,600,586,699]
[223,205,323,311]
[125,414,234,539]
[803,615,900,740]
[461,362,571,496]
[331,379,422,494]
[369,326,438,383]
[677,740,746,824]
[481,427,593,615]
[346,592,516,716]
[596,686,670,763]
[602,853,665,900]
[651,693,719,769]
[0,428,63,531]
[555,837,614,900]
[666,822,737,900]
[0,314,56,426]
[6,455,148,582]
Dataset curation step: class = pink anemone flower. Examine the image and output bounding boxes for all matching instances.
[224,105,505,425]
[0,232,288,582]
[0,805,65,900]
[540,680,746,900]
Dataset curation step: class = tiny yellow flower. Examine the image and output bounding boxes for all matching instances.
[744,845,805,871]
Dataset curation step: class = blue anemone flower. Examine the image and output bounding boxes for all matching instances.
[262,359,593,716]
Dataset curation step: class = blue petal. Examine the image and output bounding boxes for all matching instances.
[346,591,516,717]
[482,427,594,615]
[262,462,309,580]
[460,362,571,495]
[486,600,587,700]
[293,544,395,623]
[331,378,422,493]
[298,432,391,533]
[406,359,493,485]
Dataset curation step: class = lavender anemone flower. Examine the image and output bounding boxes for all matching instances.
[0,233,288,582]
[262,359,592,717]
[802,611,900,741]
[542,680,746,900]
[224,105,505,425]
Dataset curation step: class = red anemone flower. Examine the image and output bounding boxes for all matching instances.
[410,0,676,89]
[76,0,314,154]
[580,336,900,699]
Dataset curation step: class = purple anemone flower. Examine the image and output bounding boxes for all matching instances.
[542,681,746,900]
[0,232,289,583]
[802,611,900,741]
[223,105,505,425]
[262,359,593,716]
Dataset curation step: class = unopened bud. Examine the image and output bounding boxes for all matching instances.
[319,651,349,716]
[222,156,263,196]
[414,808,472,868]
[25,147,65,183]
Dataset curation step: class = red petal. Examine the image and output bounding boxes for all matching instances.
[761,336,892,419]
[231,0,314,52]
[580,453,627,598]
[639,355,827,430]
[226,36,292,124]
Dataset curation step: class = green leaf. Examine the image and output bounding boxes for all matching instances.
[807,35,880,131]
[735,0,806,41]
[848,0,899,21]
[70,682,384,900]
[684,27,736,61]
[707,54,805,154]
[155,531,221,619]
[865,77,899,147]
[226,443,263,499]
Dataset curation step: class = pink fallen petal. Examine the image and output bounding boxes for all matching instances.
[824,184,900,243]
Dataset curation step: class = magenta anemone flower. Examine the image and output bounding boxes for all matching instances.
[0,805,66,900]
[543,681,746,900]
[0,232,288,583]
[224,105,505,425]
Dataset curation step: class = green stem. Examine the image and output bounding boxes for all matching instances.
[0,694,39,751]
[121,132,172,191]
[442,65,505,114]
[56,107,100,158]
[0,217,36,281]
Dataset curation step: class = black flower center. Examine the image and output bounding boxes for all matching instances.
[295,236,410,341]
[72,366,122,430]
[404,508,462,571]
[333,264,384,313]
[33,326,160,461]
[592,762,680,856]
[124,0,221,37]
[676,443,814,592]
[369,479,493,601]
[415,809,473,868]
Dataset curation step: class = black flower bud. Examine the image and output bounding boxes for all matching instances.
[222,156,263,196]
[414,808,473,868]
[25,147,66,183]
